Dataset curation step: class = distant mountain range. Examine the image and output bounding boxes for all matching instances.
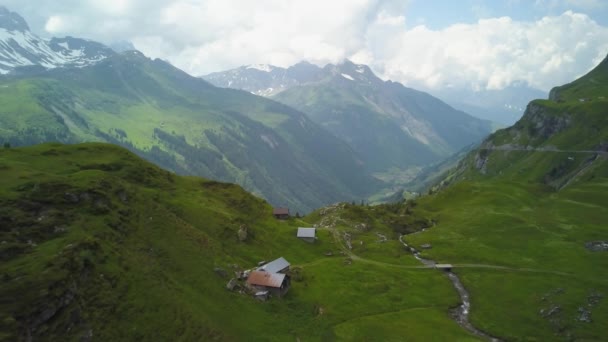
[431,82,547,125]
[0,7,384,213]
[0,50,382,213]
[203,61,325,96]
[0,7,512,212]
[204,61,547,127]
[204,60,494,172]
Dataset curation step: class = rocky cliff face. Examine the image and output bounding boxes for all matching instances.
[514,102,572,141]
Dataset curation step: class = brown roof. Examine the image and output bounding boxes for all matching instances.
[273,207,289,215]
[247,271,286,288]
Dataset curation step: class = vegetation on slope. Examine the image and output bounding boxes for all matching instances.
[0,51,380,213]
[388,55,608,340]
[273,61,492,172]
[0,143,477,341]
[433,54,608,192]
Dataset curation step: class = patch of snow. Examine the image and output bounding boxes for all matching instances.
[260,134,278,149]
[356,66,365,74]
[0,28,109,72]
[260,87,273,94]
[341,73,355,81]
[247,64,273,72]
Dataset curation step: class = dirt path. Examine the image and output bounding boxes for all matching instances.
[322,225,580,341]
[482,146,608,156]
[452,263,572,276]
[558,154,600,190]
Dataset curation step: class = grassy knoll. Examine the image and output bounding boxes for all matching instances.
[0,143,471,341]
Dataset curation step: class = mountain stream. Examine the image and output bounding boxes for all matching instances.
[399,233,500,341]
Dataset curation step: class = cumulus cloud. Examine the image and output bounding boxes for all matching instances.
[2,1,608,91]
[369,11,608,91]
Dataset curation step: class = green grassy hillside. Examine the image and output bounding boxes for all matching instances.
[404,176,608,340]
[0,52,380,213]
[433,54,608,191]
[0,143,478,341]
[382,55,608,340]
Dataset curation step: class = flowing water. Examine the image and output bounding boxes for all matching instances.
[399,234,500,341]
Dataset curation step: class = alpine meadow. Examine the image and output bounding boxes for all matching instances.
[1,3,607,342]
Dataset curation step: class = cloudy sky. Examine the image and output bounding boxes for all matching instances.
[4,0,608,91]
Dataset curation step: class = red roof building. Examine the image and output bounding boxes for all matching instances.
[272,207,290,219]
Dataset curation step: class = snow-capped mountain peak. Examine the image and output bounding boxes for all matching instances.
[202,59,386,96]
[203,62,324,96]
[246,64,275,72]
[0,7,114,75]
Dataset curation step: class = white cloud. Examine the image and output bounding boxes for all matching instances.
[90,0,133,16]
[44,15,71,33]
[363,11,608,91]
[4,1,608,91]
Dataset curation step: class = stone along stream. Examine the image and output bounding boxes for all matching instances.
[399,234,500,341]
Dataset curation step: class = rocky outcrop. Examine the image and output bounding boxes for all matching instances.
[474,149,489,174]
[548,86,561,102]
[585,241,608,252]
[521,102,572,140]
[237,225,249,242]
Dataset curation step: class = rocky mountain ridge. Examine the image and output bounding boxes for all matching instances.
[0,6,114,74]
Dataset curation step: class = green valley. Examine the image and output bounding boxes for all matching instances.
[0,52,380,213]
[272,61,492,173]
[204,60,494,198]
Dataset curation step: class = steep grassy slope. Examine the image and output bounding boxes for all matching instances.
[390,56,608,340]
[405,176,608,340]
[0,143,478,341]
[433,55,608,191]
[0,52,380,213]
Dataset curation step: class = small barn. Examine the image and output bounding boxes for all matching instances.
[247,271,291,297]
[297,227,316,243]
[258,257,290,274]
[273,207,290,220]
